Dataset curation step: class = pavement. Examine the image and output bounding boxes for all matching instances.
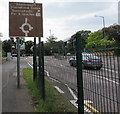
[2,57,34,112]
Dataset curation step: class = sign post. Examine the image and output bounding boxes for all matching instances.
[41,41,45,100]
[9,2,43,88]
[16,37,20,88]
[33,37,37,81]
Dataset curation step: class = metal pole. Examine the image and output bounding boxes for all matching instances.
[64,42,67,59]
[33,0,36,3]
[102,16,105,38]
[76,33,84,113]
[38,37,41,89]
[95,15,105,38]
[33,37,37,81]
[33,0,37,81]
[41,41,45,100]
[10,38,13,55]
[16,37,20,88]
[117,42,120,112]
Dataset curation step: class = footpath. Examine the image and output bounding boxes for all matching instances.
[2,58,34,112]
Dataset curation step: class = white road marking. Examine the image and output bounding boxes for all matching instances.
[54,86,64,94]
[66,84,77,100]
[45,70,61,83]
[70,100,78,108]
[66,84,93,103]
[105,68,118,74]
[84,100,93,104]
[91,73,119,85]
[28,63,33,68]
[45,70,50,77]
[28,61,32,63]
[49,77,61,83]
[66,84,93,113]
[70,100,92,113]
[60,64,63,67]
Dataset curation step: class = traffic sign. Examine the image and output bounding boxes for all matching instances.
[9,2,43,37]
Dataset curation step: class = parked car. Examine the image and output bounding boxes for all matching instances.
[69,53,103,70]
[12,54,17,57]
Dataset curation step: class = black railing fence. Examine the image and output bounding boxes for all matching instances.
[44,45,120,113]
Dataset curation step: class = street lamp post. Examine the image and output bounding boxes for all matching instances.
[95,15,106,38]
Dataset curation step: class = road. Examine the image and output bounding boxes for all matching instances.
[25,56,120,113]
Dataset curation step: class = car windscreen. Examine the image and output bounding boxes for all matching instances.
[82,54,100,60]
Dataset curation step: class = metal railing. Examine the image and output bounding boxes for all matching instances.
[44,45,120,113]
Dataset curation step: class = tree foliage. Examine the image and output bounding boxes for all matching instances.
[67,30,91,54]
[86,30,115,49]
[70,30,91,47]
[105,25,120,42]
[25,41,34,55]
[105,25,120,49]
[2,40,12,55]
[44,36,64,56]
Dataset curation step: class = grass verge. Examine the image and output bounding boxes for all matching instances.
[23,68,77,112]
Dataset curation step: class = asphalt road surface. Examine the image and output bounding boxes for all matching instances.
[25,56,120,113]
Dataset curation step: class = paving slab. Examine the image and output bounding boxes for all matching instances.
[2,58,34,112]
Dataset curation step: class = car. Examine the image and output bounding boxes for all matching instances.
[12,54,17,57]
[69,53,103,70]
[66,53,71,56]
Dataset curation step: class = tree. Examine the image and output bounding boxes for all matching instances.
[105,24,120,48]
[25,41,34,55]
[2,40,12,56]
[46,35,57,43]
[43,36,65,56]
[70,30,91,47]
[67,30,91,54]
[44,36,57,55]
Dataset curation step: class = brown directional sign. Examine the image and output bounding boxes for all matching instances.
[9,2,43,37]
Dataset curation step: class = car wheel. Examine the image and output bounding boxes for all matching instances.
[82,64,85,69]
[97,67,101,70]
[70,62,73,66]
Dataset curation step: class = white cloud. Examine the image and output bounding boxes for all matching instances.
[0,0,119,42]
[42,2,118,41]
[38,0,119,2]
[44,18,71,40]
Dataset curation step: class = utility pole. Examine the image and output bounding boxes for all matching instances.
[49,29,51,37]
[95,15,106,38]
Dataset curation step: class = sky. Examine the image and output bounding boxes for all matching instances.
[0,0,119,42]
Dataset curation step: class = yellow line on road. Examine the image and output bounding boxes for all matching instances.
[84,106,92,113]
[84,102,100,113]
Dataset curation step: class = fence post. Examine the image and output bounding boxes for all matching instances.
[118,48,120,112]
[76,33,84,113]
[41,41,45,100]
